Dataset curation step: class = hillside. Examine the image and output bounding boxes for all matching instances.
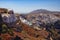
[29,9,60,14]
[24,9,60,28]
[0,8,60,40]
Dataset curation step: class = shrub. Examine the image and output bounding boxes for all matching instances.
[2,24,8,34]
[8,29,14,36]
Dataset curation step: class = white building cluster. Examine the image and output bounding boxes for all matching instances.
[20,16,32,26]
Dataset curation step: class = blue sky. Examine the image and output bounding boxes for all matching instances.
[0,0,60,13]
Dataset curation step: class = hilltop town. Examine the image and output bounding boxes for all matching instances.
[0,8,60,40]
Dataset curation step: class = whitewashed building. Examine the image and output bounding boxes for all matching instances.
[20,16,32,26]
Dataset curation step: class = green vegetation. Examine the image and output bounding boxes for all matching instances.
[8,29,14,36]
[2,23,14,36]
[2,24,8,34]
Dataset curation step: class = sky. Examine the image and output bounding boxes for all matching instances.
[0,0,60,13]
